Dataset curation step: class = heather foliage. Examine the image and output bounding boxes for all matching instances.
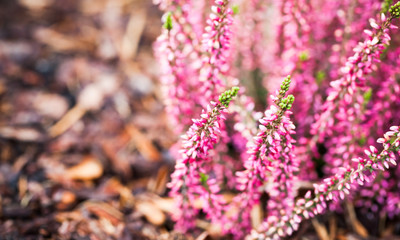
[154,0,400,239]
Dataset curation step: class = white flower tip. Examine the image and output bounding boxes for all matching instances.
[381,13,386,22]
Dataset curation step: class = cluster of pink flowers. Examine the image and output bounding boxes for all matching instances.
[308,12,397,182]
[253,126,400,239]
[226,76,297,238]
[154,0,400,239]
[168,87,239,231]
[199,0,235,105]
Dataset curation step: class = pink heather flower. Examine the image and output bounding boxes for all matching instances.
[308,12,398,178]
[328,1,381,80]
[154,7,204,133]
[254,126,400,239]
[311,13,396,142]
[198,0,235,106]
[154,1,400,239]
[168,87,239,231]
[270,0,327,180]
[233,0,269,72]
[227,76,296,239]
[356,46,400,215]
[258,108,297,235]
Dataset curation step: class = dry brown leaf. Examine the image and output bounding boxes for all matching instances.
[126,125,161,162]
[101,178,135,207]
[195,219,222,237]
[150,197,175,214]
[77,85,104,111]
[53,190,77,210]
[55,210,83,222]
[336,233,349,240]
[34,93,69,119]
[251,203,263,229]
[18,0,53,10]
[312,218,330,240]
[136,200,166,226]
[195,232,209,240]
[0,126,45,142]
[346,201,369,238]
[101,139,132,177]
[18,176,28,200]
[49,105,86,137]
[83,201,123,226]
[329,214,337,240]
[381,224,394,238]
[147,166,169,194]
[119,10,146,61]
[34,28,92,52]
[79,0,134,14]
[65,155,103,181]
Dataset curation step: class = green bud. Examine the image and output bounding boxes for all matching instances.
[280,95,295,110]
[163,12,173,30]
[359,135,367,146]
[299,51,309,61]
[279,75,292,93]
[316,70,326,85]
[232,5,239,15]
[276,76,295,110]
[390,2,400,18]
[219,86,240,107]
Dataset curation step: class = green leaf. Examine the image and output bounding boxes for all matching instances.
[363,88,373,103]
[299,51,309,61]
[200,173,209,186]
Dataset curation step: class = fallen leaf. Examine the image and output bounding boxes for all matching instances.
[0,126,45,142]
[53,190,77,210]
[150,197,174,214]
[34,28,93,52]
[126,125,161,162]
[329,214,337,240]
[147,166,168,194]
[48,105,86,137]
[312,218,330,240]
[55,211,83,222]
[119,10,146,61]
[83,201,123,226]
[136,200,165,226]
[101,178,135,208]
[34,93,69,119]
[251,203,262,229]
[18,0,53,10]
[346,201,369,238]
[65,155,103,181]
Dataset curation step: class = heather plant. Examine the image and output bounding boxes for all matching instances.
[154,0,400,239]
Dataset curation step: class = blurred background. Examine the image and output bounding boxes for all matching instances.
[0,0,188,239]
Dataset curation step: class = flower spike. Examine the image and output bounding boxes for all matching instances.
[168,87,239,231]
